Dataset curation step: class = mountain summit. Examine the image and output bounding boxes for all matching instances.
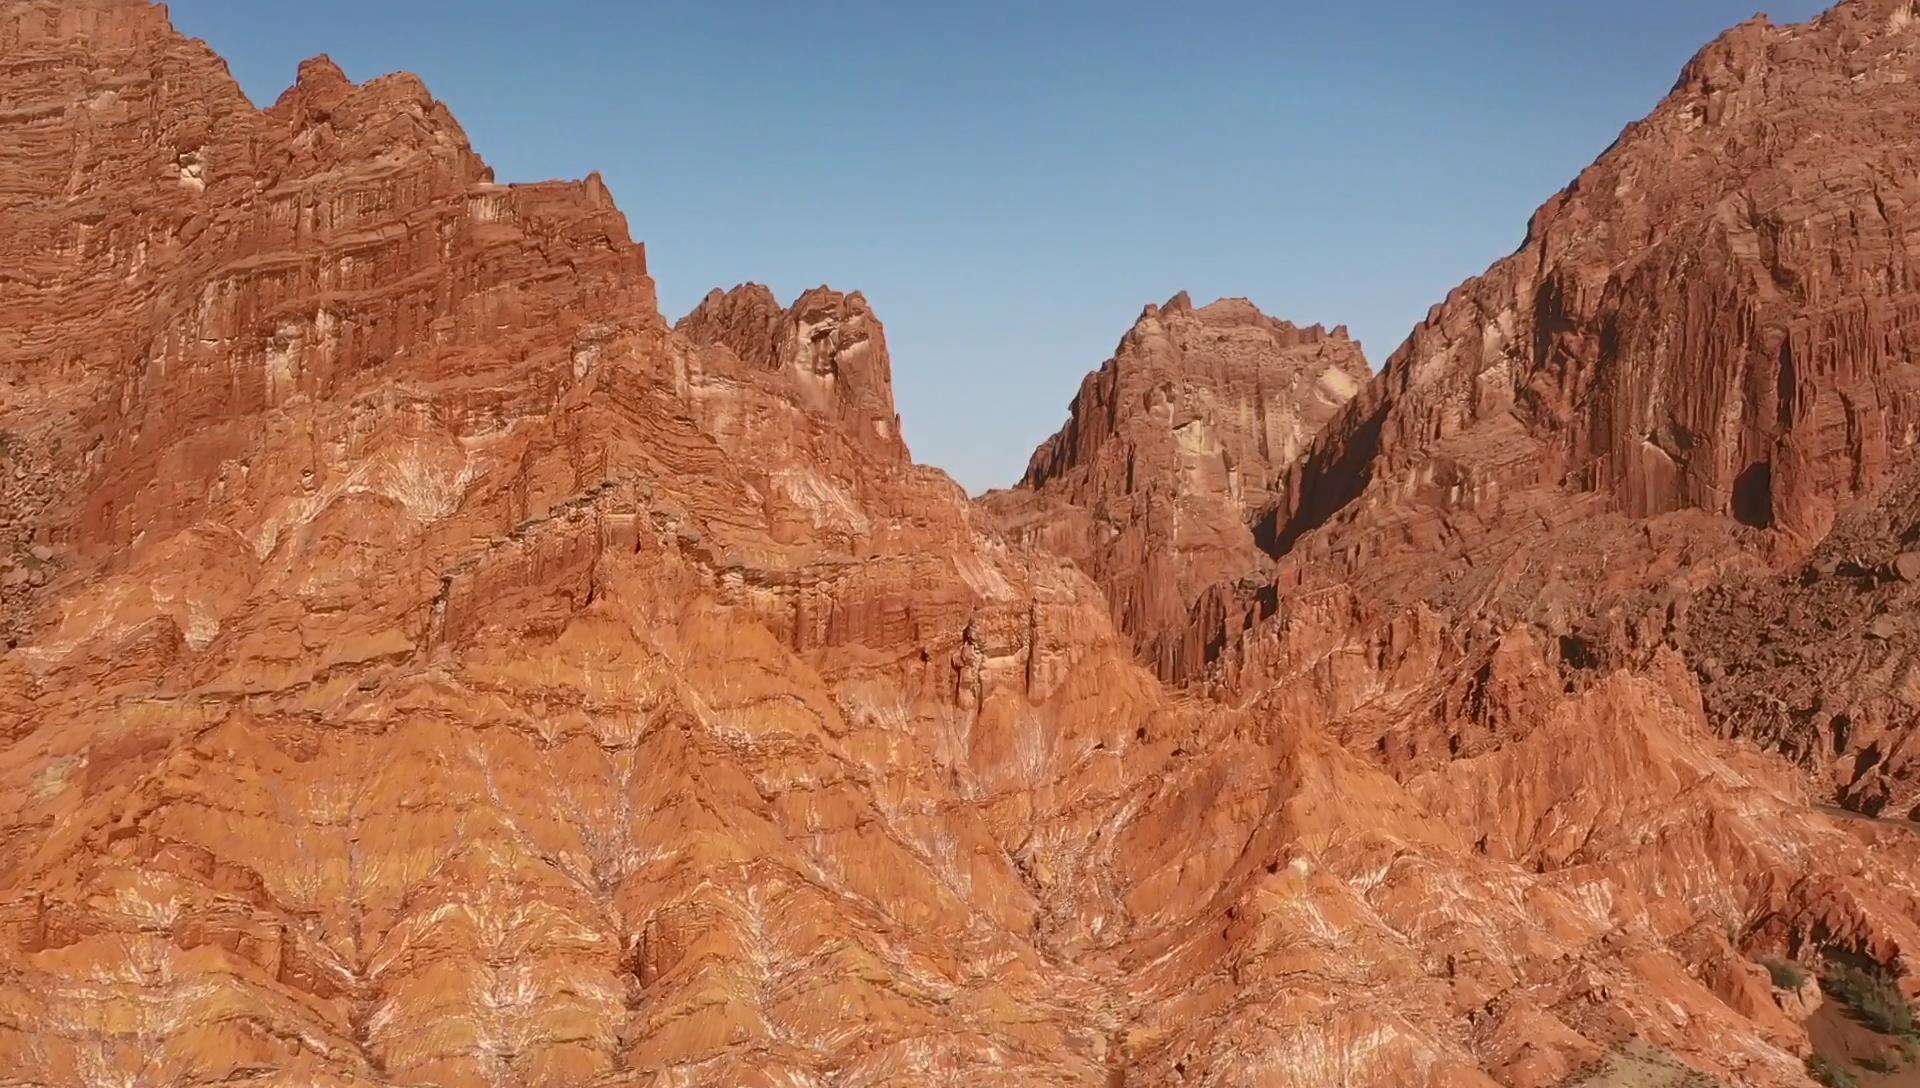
[985,294,1369,679]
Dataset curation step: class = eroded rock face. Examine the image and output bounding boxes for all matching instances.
[4,3,1920,1088]
[1261,0,1920,607]
[0,4,1143,1083]
[984,293,1369,679]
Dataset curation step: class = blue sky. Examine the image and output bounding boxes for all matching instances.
[167,1,1831,492]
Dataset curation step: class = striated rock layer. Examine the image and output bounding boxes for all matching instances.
[1,3,1919,1088]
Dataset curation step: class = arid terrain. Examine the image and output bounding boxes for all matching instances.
[4,1,1920,1086]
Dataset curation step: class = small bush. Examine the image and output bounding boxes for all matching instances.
[1763,957,1810,990]
[1825,962,1917,1036]
[1808,1054,1861,1088]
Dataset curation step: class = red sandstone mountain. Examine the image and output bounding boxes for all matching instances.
[3,2,1920,1088]
[982,293,1369,680]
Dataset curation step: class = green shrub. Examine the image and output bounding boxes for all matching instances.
[1763,957,1809,990]
[1808,1054,1861,1088]
[1825,962,1916,1035]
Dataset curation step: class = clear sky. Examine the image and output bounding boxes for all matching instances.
[166,0,1831,492]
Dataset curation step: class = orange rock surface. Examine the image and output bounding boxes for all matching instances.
[4,3,1920,1088]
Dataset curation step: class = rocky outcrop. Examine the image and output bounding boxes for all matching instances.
[5,3,1920,1088]
[984,293,1368,679]
[677,284,908,462]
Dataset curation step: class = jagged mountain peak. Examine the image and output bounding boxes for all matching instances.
[677,282,905,460]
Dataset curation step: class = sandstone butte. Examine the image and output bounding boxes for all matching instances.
[4,1,1920,1087]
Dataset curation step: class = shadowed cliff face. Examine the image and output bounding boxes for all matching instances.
[5,3,1920,1088]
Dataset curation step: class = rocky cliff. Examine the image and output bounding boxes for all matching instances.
[983,293,1369,680]
[3,3,1920,1088]
[1223,0,1920,849]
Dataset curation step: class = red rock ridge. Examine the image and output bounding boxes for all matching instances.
[1,0,654,586]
